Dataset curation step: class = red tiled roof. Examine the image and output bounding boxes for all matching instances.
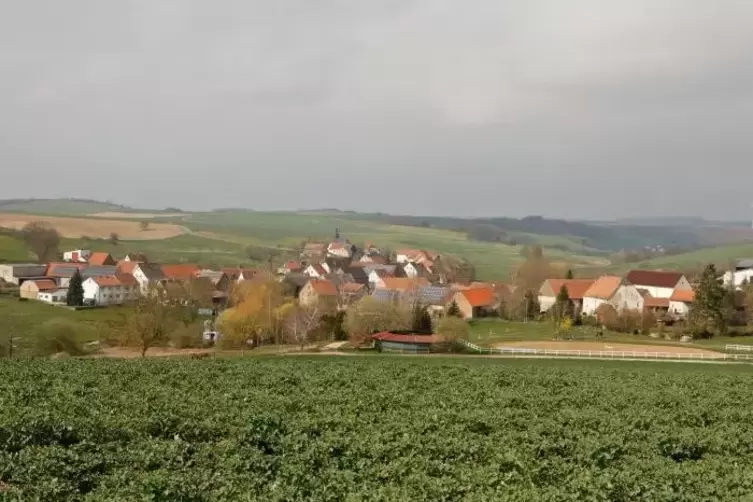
[93,276,122,287]
[458,287,496,307]
[116,261,138,274]
[88,252,114,266]
[380,277,429,291]
[544,279,596,300]
[584,276,622,300]
[308,263,328,276]
[29,279,58,291]
[341,283,365,294]
[285,260,301,271]
[309,279,338,296]
[626,270,684,289]
[643,295,670,308]
[372,332,444,344]
[116,273,138,286]
[161,264,200,280]
[670,289,695,303]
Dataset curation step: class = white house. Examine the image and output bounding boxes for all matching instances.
[132,263,167,294]
[396,249,426,264]
[625,270,691,299]
[327,241,352,259]
[538,278,596,313]
[83,275,140,306]
[722,260,753,289]
[304,263,330,279]
[582,276,644,315]
[63,249,91,262]
[38,288,68,304]
[669,289,695,318]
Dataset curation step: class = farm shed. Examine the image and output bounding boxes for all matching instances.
[372,332,444,353]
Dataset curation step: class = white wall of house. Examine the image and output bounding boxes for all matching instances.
[669,301,691,317]
[403,263,418,278]
[38,290,67,304]
[631,285,674,299]
[582,297,605,316]
[63,249,91,262]
[722,269,753,289]
[83,278,139,306]
[611,285,644,311]
[538,295,556,312]
[132,267,152,294]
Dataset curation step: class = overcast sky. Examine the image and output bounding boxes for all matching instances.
[2,1,753,220]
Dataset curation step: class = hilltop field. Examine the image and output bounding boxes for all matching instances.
[1,356,753,500]
[1,198,752,279]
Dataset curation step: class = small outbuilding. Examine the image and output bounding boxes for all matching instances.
[372,332,445,353]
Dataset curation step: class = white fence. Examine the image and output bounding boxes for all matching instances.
[461,341,753,362]
[725,344,753,352]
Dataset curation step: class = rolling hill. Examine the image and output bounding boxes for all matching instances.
[2,198,753,280]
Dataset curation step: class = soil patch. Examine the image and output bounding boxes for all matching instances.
[494,340,722,358]
[89,212,185,219]
[0,213,184,240]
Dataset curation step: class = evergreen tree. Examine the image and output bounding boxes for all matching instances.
[66,269,84,306]
[412,303,433,333]
[447,300,462,318]
[689,264,727,337]
[566,269,574,279]
[552,285,573,321]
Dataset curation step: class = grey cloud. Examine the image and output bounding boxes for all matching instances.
[1,1,753,220]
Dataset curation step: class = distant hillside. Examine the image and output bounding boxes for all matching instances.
[0,198,185,216]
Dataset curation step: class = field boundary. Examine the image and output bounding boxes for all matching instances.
[460,340,753,362]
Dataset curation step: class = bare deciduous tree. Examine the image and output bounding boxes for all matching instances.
[21,221,60,262]
[283,305,321,348]
[124,286,176,356]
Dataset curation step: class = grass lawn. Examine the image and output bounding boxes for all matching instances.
[0,235,33,262]
[0,296,130,354]
[466,318,753,353]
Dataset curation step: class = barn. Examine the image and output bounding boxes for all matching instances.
[372,332,444,353]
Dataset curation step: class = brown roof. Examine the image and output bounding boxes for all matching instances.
[380,277,429,291]
[88,252,115,266]
[458,287,496,307]
[340,283,365,294]
[642,295,670,308]
[92,276,121,287]
[309,279,338,296]
[670,289,695,303]
[626,270,684,288]
[584,276,622,300]
[544,279,596,300]
[161,264,200,280]
[29,279,58,291]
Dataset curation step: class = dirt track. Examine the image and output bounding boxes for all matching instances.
[0,213,184,240]
[89,212,184,219]
[494,340,722,358]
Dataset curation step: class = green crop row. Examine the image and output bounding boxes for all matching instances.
[1,357,752,501]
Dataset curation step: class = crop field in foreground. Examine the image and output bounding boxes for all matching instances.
[1,357,753,501]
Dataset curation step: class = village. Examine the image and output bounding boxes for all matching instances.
[3,227,752,348]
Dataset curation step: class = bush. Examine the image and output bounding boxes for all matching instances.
[33,319,85,357]
[170,324,204,349]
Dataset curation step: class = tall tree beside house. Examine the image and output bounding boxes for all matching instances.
[447,300,462,318]
[411,303,433,334]
[689,264,727,338]
[551,285,573,321]
[66,269,84,306]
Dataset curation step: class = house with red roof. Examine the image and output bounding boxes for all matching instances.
[299,279,338,309]
[88,252,116,266]
[669,288,695,318]
[625,270,691,299]
[448,286,498,319]
[582,275,644,315]
[19,279,60,300]
[82,274,139,306]
[538,278,596,313]
[303,262,330,279]
[160,264,200,282]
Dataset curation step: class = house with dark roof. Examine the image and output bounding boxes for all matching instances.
[132,263,167,293]
[625,270,691,299]
[0,263,48,285]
